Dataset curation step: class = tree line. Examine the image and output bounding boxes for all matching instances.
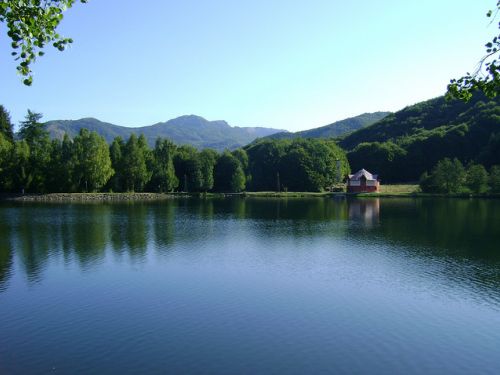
[420,158,500,194]
[0,107,349,194]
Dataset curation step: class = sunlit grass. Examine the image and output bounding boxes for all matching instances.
[379,184,419,194]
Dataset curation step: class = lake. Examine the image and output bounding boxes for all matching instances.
[1,197,500,374]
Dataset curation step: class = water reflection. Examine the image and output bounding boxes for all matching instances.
[71,205,109,268]
[0,198,499,291]
[0,218,12,291]
[151,203,176,250]
[374,199,500,261]
[348,198,380,226]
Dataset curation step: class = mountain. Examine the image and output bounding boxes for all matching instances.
[44,115,283,151]
[339,94,500,182]
[263,112,391,141]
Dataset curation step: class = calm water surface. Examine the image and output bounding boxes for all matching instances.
[1,198,500,374]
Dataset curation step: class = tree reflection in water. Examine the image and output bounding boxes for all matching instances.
[0,198,499,292]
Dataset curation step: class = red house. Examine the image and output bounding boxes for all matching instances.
[347,169,380,193]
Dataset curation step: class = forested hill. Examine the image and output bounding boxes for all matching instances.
[45,115,283,151]
[340,94,500,182]
[263,112,391,141]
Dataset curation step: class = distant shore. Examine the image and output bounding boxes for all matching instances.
[0,192,330,202]
[0,192,177,202]
[1,185,499,202]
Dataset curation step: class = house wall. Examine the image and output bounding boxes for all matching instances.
[347,185,378,193]
[347,181,380,193]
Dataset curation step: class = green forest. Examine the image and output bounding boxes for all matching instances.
[420,158,500,194]
[341,94,500,182]
[0,106,349,194]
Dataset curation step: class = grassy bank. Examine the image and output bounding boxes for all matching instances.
[379,184,419,194]
[355,184,420,197]
[356,185,500,198]
[241,185,421,198]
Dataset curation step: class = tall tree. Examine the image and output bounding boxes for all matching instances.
[123,134,151,192]
[231,149,249,171]
[18,110,51,192]
[61,133,74,190]
[0,133,13,191]
[138,134,153,182]
[278,139,349,192]
[489,165,500,192]
[9,140,31,192]
[214,152,246,192]
[109,137,126,192]
[150,138,178,192]
[45,139,64,192]
[199,149,218,192]
[174,145,203,192]
[71,129,114,192]
[0,105,14,141]
[245,140,287,191]
[232,148,250,183]
[0,0,87,85]
[19,110,47,145]
[466,164,489,193]
[45,134,74,192]
[421,158,466,194]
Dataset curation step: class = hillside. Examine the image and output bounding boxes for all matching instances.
[340,94,500,182]
[45,115,283,151]
[264,112,390,141]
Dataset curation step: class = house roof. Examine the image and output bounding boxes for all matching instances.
[348,169,378,181]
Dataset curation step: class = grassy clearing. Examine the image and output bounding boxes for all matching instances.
[352,184,420,197]
[379,184,420,194]
[242,191,329,198]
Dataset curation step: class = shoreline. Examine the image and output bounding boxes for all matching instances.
[1,191,500,202]
[0,192,178,202]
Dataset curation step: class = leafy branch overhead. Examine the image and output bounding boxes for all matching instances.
[0,0,87,86]
[448,1,500,100]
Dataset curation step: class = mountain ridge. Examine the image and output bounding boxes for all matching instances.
[44,115,286,151]
[261,112,391,141]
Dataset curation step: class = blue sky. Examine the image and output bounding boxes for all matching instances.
[0,0,494,131]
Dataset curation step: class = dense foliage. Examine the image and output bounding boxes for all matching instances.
[341,94,500,182]
[0,0,87,85]
[245,138,349,192]
[0,106,14,141]
[0,108,350,193]
[447,1,500,100]
[420,158,500,194]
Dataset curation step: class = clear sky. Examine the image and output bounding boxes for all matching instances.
[0,0,494,131]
